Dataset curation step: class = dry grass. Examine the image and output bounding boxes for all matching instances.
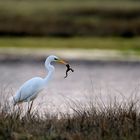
[0,97,140,140]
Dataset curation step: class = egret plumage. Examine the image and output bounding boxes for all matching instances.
[9,55,68,112]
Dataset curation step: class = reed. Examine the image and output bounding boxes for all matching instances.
[0,96,139,140]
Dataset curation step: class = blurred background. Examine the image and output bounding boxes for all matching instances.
[0,0,140,111]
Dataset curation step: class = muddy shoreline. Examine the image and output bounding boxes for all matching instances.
[1,47,140,64]
[1,53,140,66]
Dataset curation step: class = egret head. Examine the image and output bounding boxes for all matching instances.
[47,55,68,65]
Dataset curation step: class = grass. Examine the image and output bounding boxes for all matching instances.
[0,0,139,36]
[1,0,140,14]
[0,37,140,51]
[0,97,140,140]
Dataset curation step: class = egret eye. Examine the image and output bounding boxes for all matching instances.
[54,58,58,61]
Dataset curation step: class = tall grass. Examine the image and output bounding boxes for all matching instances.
[0,96,140,140]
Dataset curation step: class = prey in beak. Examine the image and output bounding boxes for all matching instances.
[56,58,74,78]
[64,64,74,78]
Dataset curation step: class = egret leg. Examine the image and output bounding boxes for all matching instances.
[27,101,30,114]
[28,100,34,114]
[27,100,34,114]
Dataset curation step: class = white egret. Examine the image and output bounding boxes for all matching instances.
[9,55,68,112]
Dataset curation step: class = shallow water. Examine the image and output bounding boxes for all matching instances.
[1,61,140,113]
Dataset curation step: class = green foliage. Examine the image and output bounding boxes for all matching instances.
[0,37,140,51]
[0,0,139,36]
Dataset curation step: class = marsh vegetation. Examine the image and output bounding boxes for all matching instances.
[0,98,139,140]
[0,0,139,37]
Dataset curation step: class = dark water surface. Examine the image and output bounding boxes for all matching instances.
[1,61,140,113]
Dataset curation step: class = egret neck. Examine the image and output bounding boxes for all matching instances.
[44,58,55,85]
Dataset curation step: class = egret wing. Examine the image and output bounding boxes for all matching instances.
[14,77,44,103]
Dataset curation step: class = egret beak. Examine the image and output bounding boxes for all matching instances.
[57,59,68,65]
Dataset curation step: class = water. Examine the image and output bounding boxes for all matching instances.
[1,61,140,113]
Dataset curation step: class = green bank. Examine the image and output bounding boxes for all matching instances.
[0,37,140,51]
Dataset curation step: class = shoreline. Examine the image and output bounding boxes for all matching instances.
[1,47,140,64]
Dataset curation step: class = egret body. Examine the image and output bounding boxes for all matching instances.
[9,55,67,111]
